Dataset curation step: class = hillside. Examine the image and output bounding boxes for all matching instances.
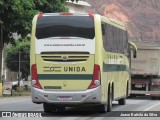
[86,0,160,42]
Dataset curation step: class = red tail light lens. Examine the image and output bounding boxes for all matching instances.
[88,64,101,89]
[31,64,37,80]
[31,64,42,89]
[38,14,43,18]
[89,14,94,18]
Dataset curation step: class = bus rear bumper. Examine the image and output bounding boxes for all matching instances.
[31,86,102,105]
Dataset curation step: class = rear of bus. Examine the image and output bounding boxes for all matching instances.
[30,13,102,108]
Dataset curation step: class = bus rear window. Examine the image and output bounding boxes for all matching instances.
[36,16,95,39]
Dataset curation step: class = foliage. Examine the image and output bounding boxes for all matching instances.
[34,0,68,13]
[1,0,68,79]
[0,0,68,43]
[5,38,30,78]
[0,0,36,43]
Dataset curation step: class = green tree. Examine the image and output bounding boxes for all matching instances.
[5,38,30,79]
[0,0,68,81]
[34,0,68,13]
[0,0,68,43]
[0,0,35,82]
[0,0,37,43]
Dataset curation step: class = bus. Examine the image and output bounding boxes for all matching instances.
[30,13,136,113]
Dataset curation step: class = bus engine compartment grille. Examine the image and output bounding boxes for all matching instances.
[41,55,89,62]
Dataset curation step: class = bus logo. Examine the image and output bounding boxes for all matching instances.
[43,67,61,72]
[62,56,68,61]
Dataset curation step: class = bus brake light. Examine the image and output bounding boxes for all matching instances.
[88,64,101,89]
[31,64,42,89]
[38,14,43,18]
[89,14,94,18]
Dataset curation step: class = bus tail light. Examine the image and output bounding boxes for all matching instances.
[31,64,42,89]
[38,14,43,18]
[89,14,94,18]
[88,64,101,89]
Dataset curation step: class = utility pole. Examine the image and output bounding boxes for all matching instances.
[18,51,21,95]
[0,20,3,84]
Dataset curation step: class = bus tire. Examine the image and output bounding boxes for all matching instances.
[43,103,56,113]
[118,97,126,105]
[107,88,112,112]
[98,103,107,113]
[118,86,127,105]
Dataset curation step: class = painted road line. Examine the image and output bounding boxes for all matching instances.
[144,102,160,111]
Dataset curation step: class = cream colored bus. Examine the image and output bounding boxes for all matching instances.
[30,13,135,113]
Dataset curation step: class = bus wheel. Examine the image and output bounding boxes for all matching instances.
[43,103,56,113]
[118,97,126,105]
[98,103,107,113]
[107,90,112,112]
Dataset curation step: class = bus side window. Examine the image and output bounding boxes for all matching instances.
[102,23,106,35]
[107,24,114,52]
[123,31,128,55]
[114,27,119,53]
[102,22,107,51]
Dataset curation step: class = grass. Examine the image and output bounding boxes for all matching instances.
[12,90,31,96]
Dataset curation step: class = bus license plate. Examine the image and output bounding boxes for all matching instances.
[57,96,72,101]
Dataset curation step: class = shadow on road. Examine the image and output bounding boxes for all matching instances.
[42,106,100,117]
[128,95,152,100]
[41,104,121,117]
[42,111,121,117]
[40,96,158,117]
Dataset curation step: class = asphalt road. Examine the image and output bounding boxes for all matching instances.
[0,95,160,120]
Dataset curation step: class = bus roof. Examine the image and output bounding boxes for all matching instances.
[38,13,90,17]
[35,13,126,30]
[101,15,126,30]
